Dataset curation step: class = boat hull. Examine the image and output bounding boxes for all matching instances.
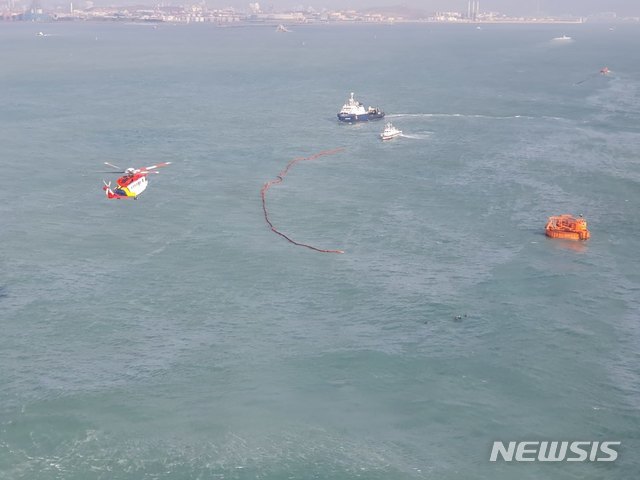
[545,230,590,241]
[381,133,401,140]
[337,112,385,123]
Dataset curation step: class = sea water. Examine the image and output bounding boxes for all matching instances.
[0,21,639,479]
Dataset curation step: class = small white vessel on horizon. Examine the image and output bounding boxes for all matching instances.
[380,122,402,141]
[553,34,572,41]
[276,24,291,33]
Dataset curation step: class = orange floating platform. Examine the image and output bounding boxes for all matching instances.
[545,214,590,241]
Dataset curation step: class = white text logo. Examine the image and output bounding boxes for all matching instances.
[490,441,620,462]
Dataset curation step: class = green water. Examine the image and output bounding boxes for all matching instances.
[1,21,639,479]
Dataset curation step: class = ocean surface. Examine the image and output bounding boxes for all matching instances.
[1,21,639,479]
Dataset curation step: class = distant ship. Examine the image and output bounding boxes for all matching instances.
[337,92,384,123]
[380,122,402,140]
[276,24,291,33]
[553,35,572,41]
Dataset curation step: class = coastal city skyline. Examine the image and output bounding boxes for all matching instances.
[11,0,640,17]
[221,1,638,16]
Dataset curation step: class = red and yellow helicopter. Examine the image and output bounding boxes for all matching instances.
[102,161,171,199]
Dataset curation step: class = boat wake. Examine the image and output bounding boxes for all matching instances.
[399,132,432,140]
[387,113,566,122]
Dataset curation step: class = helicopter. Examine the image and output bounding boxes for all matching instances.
[102,161,171,199]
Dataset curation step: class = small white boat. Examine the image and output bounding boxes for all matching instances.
[553,35,572,41]
[276,24,291,33]
[380,122,402,140]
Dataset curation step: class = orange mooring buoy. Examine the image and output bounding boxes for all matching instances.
[545,214,590,240]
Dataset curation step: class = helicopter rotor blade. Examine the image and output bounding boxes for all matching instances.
[104,162,124,170]
[141,161,172,172]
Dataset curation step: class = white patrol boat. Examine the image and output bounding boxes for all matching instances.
[380,122,402,140]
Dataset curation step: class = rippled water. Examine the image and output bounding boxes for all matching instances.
[1,21,639,479]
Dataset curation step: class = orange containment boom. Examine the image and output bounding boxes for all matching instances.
[545,214,590,240]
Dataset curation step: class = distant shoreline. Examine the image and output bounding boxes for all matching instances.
[13,19,592,27]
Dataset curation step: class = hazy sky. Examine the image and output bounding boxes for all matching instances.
[206,1,639,16]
